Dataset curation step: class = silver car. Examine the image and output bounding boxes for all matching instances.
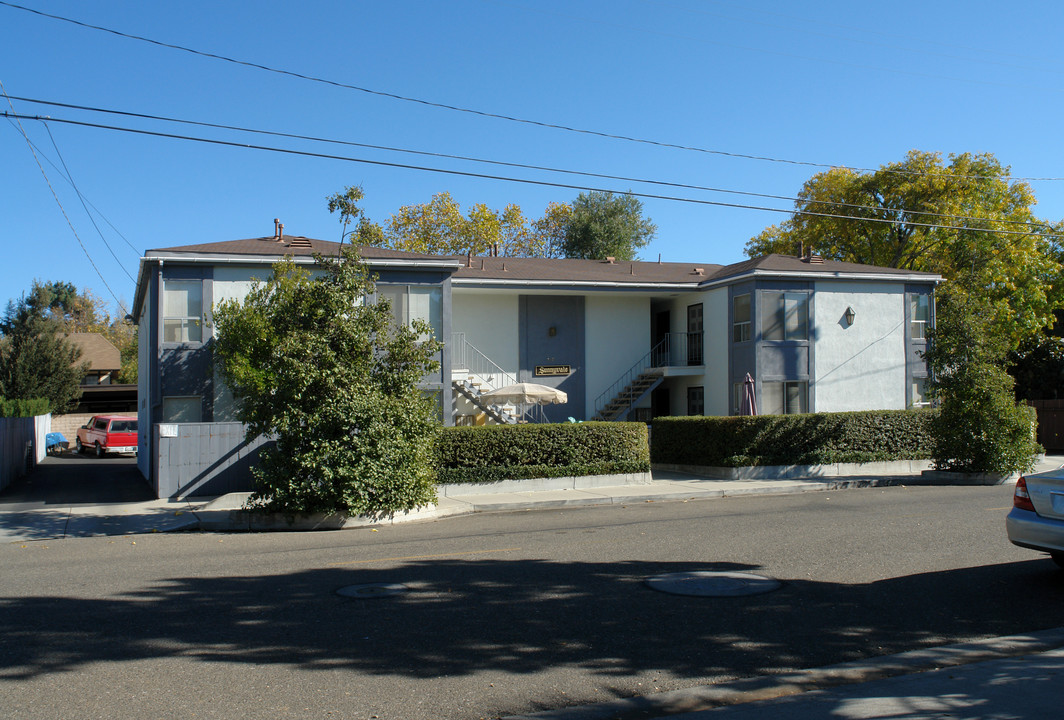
[1007,468,1064,568]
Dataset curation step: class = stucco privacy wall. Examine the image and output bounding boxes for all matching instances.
[451,291,520,379]
[813,281,906,411]
[585,295,651,419]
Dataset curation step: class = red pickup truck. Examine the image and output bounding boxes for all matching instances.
[75,415,138,457]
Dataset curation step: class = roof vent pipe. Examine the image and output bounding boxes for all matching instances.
[278,223,285,241]
[274,218,280,239]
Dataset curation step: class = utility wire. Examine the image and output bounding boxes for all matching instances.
[10,126,141,255]
[2,0,1060,183]
[40,122,137,282]
[7,95,1054,233]
[0,91,127,312]
[4,110,1058,241]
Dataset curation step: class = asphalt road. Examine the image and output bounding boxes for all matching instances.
[1,484,1062,719]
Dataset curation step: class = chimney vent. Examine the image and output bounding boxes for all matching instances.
[603,256,616,264]
[274,218,280,239]
[277,222,285,241]
[692,267,705,276]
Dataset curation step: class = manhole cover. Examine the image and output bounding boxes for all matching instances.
[645,571,781,597]
[336,583,409,599]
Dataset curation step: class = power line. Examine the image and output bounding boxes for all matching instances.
[10,127,141,256]
[4,110,1058,241]
[7,95,1054,233]
[2,0,1060,184]
[39,122,137,282]
[0,90,128,312]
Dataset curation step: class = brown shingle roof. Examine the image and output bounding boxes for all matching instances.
[64,333,120,371]
[151,236,451,263]
[146,236,940,288]
[449,255,719,285]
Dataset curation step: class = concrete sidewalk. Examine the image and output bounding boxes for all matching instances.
[3,455,1062,541]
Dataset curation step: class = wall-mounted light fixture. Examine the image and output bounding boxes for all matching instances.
[548,326,557,337]
[844,306,856,326]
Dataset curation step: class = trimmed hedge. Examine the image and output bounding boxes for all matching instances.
[436,422,650,485]
[652,410,936,467]
[0,398,51,418]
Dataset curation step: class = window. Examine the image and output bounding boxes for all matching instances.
[911,294,930,340]
[763,292,808,342]
[733,294,751,342]
[687,386,704,416]
[163,279,203,343]
[378,285,442,342]
[162,396,202,423]
[762,381,807,415]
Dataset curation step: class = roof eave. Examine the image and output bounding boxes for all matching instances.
[700,267,944,288]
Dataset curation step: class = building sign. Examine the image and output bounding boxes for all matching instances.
[535,365,571,377]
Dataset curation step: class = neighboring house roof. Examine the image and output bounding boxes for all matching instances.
[64,333,121,372]
[133,232,942,315]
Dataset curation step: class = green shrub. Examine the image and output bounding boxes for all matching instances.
[436,422,649,485]
[0,397,51,418]
[651,410,936,467]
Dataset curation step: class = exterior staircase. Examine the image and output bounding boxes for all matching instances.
[452,379,519,425]
[592,369,664,421]
[592,331,701,421]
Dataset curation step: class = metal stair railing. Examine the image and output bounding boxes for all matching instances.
[450,332,524,424]
[593,332,702,419]
[452,381,518,425]
[450,332,517,392]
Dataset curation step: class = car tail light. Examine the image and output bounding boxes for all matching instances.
[1014,477,1036,512]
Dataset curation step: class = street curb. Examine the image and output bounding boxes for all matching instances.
[499,628,1064,719]
[173,477,921,532]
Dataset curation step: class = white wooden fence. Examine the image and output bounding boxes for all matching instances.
[0,413,50,492]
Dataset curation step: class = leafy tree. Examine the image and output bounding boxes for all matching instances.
[745,150,1064,349]
[21,280,138,384]
[925,282,1040,474]
[0,292,86,413]
[561,190,657,261]
[328,187,575,258]
[326,185,386,250]
[212,248,442,516]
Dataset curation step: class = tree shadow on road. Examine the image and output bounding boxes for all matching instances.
[2,554,1063,690]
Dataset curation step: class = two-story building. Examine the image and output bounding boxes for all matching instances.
[131,227,939,497]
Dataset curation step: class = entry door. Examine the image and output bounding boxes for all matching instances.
[687,303,704,365]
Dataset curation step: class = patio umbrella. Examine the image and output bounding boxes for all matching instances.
[480,382,568,405]
[740,373,758,416]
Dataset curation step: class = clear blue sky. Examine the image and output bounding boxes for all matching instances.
[3,0,1063,318]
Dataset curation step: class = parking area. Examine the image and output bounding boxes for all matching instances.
[0,453,152,508]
